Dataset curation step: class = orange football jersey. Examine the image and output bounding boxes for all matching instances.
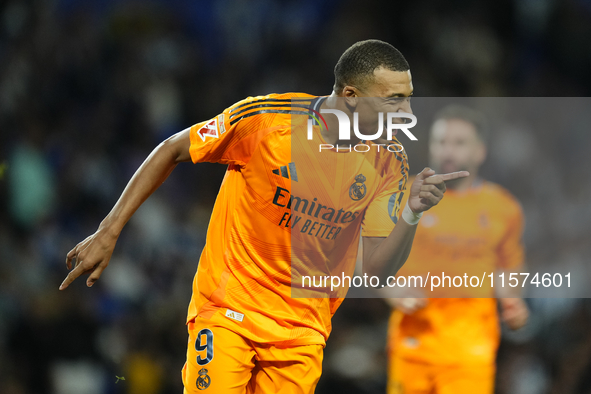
[389,177,525,365]
[187,93,408,347]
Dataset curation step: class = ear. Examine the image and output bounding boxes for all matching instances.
[341,85,359,109]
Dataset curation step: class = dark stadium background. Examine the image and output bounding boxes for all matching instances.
[1,0,591,393]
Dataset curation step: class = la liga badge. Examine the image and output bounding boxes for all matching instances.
[197,119,219,141]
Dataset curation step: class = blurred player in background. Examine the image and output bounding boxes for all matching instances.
[60,40,466,393]
[385,105,529,394]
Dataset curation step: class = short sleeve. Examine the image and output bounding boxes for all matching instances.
[189,97,267,166]
[497,195,525,270]
[361,149,409,237]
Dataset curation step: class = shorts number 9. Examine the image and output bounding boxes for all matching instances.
[196,328,214,365]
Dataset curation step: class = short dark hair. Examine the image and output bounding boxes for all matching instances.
[333,40,410,94]
[432,104,489,143]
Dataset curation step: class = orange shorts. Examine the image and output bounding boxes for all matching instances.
[387,355,495,394]
[182,317,323,394]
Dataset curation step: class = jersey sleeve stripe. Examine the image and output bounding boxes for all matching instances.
[230,103,314,120]
[229,98,313,113]
[229,109,315,126]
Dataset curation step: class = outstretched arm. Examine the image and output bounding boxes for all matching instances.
[362,167,469,281]
[60,128,192,290]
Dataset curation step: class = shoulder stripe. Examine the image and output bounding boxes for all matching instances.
[229,98,313,113]
[230,103,315,120]
[229,110,312,126]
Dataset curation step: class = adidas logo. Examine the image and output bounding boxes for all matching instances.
[272,162,298,182]
[225,309,244,322]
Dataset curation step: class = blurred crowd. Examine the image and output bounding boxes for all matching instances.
[1,0,591,393]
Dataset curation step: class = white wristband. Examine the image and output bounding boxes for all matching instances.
[401,204,422,225]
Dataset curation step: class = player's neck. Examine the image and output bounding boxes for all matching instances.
[319,93,363,146]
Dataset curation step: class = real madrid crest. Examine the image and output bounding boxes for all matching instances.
[196,367,211,390]
[349,174,367,201]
